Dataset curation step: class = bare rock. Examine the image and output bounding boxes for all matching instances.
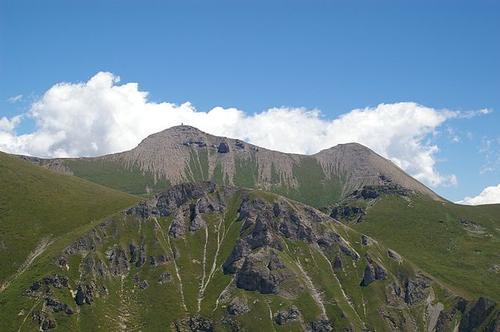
[173,315,213,331]
[217,142,230,153]
[33,311,56,330]
[129,242,147,267]
[158,272,172,284]
[45,296,74,315]
[235,249,289,294]
[106,246,129,276]
[150,255,169,267]
[275,305,300,325]
[74,282,100,305]
[360,257,386,286]
[333,255,343,269]
[387,249,403,263]
[227,297,250,315]
[169,213,187,238]
[459,297,497,332]
[404,273,431,305]
[309,319,334,332]
[133,274,150,289]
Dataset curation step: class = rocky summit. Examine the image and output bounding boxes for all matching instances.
[23,125,441,206]
[1,126,499,331]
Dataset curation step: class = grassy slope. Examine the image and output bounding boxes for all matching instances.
[59,151,343,208]
[2,187,458,331]
[65,158,170,196]
[0,152,140,287]
[354,194,500,302]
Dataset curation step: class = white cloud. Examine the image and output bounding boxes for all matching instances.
[0,71,490,188]
[458,184,500,205]
[7,94,23,103]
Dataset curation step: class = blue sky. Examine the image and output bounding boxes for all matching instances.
[0,0,499,203]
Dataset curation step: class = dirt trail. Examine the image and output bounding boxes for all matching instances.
[1,237,53,293]
[316,247,364,326]
[153,217,187,312]
[295,259,327,318]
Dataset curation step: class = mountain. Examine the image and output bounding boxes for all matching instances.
[0,152,139,293]
[2,126,499,331]
[1,182,498,331]
[24,125,441,206]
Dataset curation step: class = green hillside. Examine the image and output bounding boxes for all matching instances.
[0,152,140,292]
[1,183,497,331]
[354,195,500,302]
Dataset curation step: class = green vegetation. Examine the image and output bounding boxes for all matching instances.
[187,149,209,182]
[0,152,139,286]
[271,157,343,208]
[65,158,170,195]
[233,155,259,188]
[355,194,500,301]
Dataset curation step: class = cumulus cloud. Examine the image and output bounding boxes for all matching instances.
[458,184,500,205]
[0,71,490,187]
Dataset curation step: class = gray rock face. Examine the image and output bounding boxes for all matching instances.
[217,142,230,153]
[360,257,386,286]
[459,297,497,332]
[32,311,56,330]
[189,206,206,232]
[127,182,217,219]
[106,246,129,276]
[45,296,74,315]
[26,275,70,297]
[173,315,213,331]
[227,297,250,316]
[235,249,289,294]
[149,255,169,267]
[81,255,109,279]
[75,282,98,305]
[169,213,187,238]
[330,205,365,222]
[404,274,431,305]
[129,243,146,267]
[309,319,334,332]
[275,305,300,325]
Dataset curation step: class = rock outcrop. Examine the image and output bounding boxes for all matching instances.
[275,305,300,325]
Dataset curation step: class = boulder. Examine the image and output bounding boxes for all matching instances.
[360,259,386,286]
[158,272,172,284]
[227,297,250,315]
[275,305,300,325]
[33,311,56,330]
[217,142,230,153]
[309,319,334,332]
[133,274,150,289]
[74,282,99,305]
[150,255,169,267]
[45,297,74,315]
[174,315,213,331]
[387,249,403,263]
[333,255,343,269]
